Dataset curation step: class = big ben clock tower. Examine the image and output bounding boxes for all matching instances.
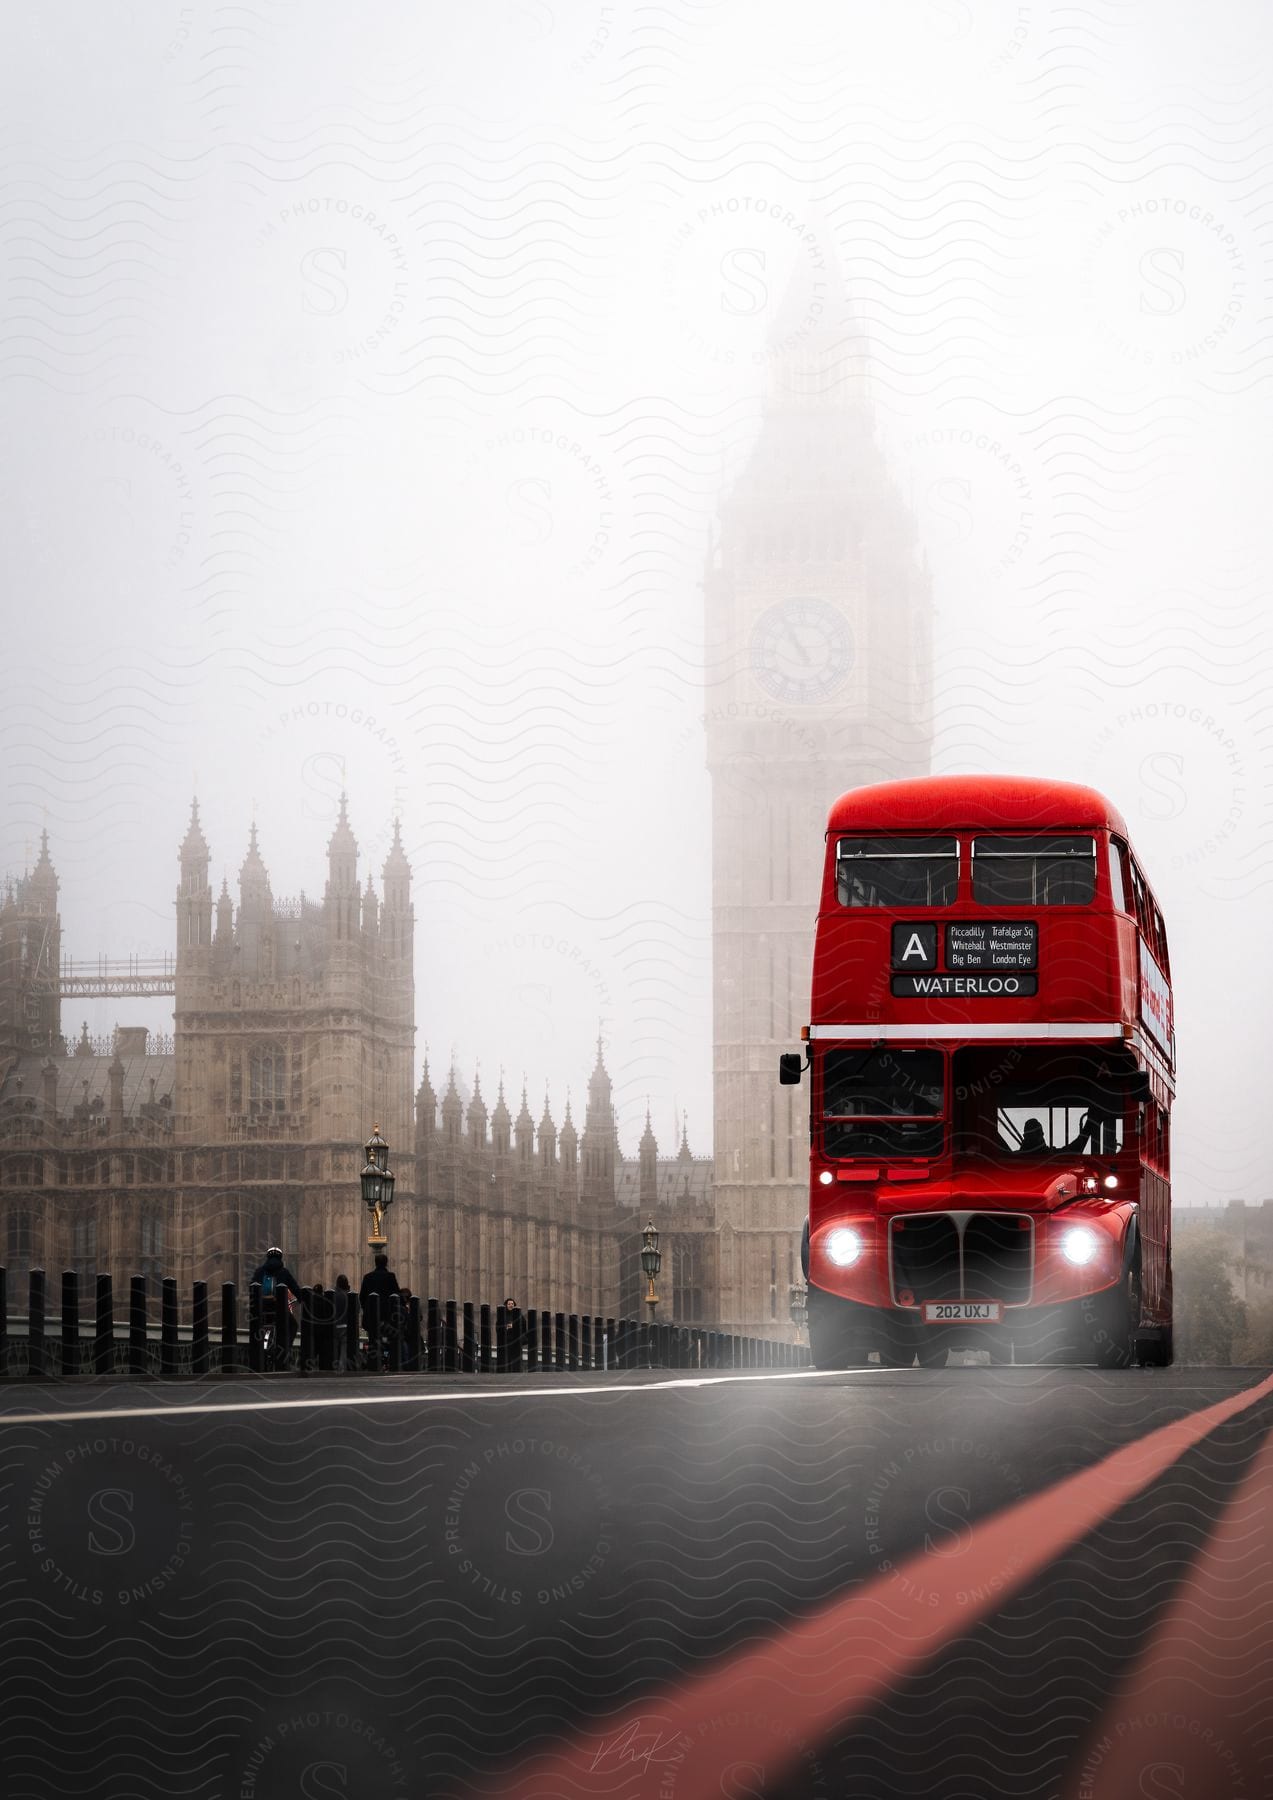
[706,281,933,1337]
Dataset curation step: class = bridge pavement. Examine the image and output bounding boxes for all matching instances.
[0,1365,1269,1799]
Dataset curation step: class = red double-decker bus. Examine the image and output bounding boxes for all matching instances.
[782,775,1174,1369]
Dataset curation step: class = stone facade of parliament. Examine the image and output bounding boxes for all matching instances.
[0,807,713,1321]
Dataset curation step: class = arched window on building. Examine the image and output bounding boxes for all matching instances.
[6,1209,32,1281]
[139,1209,164,1288]
[72,1214,98,1279]
[250,1044,286,1114]
[674,1239,703,1325]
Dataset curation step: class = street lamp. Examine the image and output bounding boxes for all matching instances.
[789,1282,808,1329]
[360,1125,396,1250]
[640,1217,661,1366]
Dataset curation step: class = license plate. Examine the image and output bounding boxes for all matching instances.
[921,1301,1002,1324]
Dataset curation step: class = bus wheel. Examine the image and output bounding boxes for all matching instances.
[807,1290,869,1371]
[1137,1324,1173,1367]
[987,1336,1012,1365]
[1089,1264,1141,1369]
[915,1335,948,1369]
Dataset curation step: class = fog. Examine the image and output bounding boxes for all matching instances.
[2,1,1270,1198]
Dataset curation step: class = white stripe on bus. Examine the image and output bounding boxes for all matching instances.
[807,1023,1125,1040]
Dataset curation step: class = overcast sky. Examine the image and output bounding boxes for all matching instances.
[2,1,1271,1200]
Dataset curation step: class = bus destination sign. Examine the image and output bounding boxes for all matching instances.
[945,921,1038,971]
[891,973,1039,998]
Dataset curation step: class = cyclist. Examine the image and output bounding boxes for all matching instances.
[251,1246,303,1358]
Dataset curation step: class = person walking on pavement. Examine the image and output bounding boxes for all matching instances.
[359,1252,401,1366]
[331,1272,353,1371]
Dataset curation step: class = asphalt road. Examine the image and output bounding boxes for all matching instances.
[1,1365,1270,1800]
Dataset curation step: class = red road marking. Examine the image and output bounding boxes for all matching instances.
[490,1373,1273,1800]
[1067,1423,1273,1799]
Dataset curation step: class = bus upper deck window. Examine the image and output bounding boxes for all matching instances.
[836,836,959,908]
[971,836,1096,906]
[1107,839,1129,912]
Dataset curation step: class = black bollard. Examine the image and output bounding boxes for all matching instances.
[525,1307,539,1373]
[479,1303,492,1374]
[387,1296,403,1373]
[406,1297,422,1372]
[161,1278,179,1377]
[28,1269,46,1379]
[580,1314,592,1372]
[462,1301,476,1375]
[443,1300,458,1374]
[495,1306,507,1374]
[366,1292,383,1372]
[509,1307,524,1373]
[346,1288,359,1373]
[247,1281,262,1374]
[221,1283,238,1374]
[539,1310,551,1372]
[273,1286,291,1371]
[129,1276,148,1375]
[298,1286,317,1375]
[566,1314,579,1371]
[61,1270,80,1377]
[554,1312,566,1371]
[319,1289,336,1373]
[0,1265,7,1377]
[192,1281,210,1378]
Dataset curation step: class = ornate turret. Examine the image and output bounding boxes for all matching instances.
[580,1032,618,1202]
[381,818,410,912]
[238,821,272,917]
[441,1065,463,1145]
[559,1090,578,1179]
[639,1103,658,1209]
[27,828,59,910]
[362,874,379,936]
[491,1075,512,1156]
[324,794,360,941]
[108,1051,125,1131]
[677,1111,693,1164]
[214,875,233,946]
[514,1080,535,1162]
[538,1091,557,1171]
[0,828,61,1055]
[416,1056,438,1141]
[176,798,213,956]
[467,1069,488,1146]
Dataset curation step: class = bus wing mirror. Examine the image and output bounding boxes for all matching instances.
[779,1053,804,1086]
[1129,1072,1152,1103]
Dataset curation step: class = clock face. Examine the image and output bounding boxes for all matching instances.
[749,598,855,704]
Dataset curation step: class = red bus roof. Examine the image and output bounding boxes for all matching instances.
[827,774,1129,839]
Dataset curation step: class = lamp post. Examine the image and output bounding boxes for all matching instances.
[640,1217,661,1368]
[360,1126,396,1251]
[789,1282,808,1330]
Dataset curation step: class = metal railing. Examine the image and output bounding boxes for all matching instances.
[0,1268,810,1380]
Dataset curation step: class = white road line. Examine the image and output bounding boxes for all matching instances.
[0,1367,863,1427]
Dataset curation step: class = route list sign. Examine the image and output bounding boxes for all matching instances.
[945,921,1038,971]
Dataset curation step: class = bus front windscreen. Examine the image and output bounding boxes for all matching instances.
[953,1053,1128,1158]
[823,1047,944,1157]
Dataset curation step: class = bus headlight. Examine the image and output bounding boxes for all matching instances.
[1103,1174,1118,1190]
[826,1227,863,1267]
[1061,1226,1099,1266]
[818,1170,834,1186]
